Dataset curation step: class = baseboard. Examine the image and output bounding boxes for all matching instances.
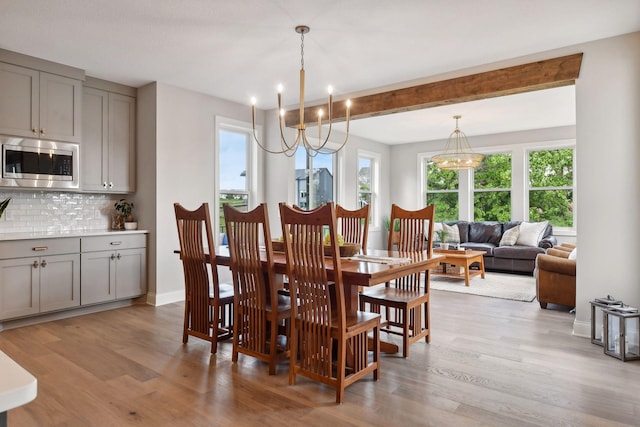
[573,318,591,338]
[149,290,185,306]
[0,299,144,331]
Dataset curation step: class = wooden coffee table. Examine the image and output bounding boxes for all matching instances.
[432,248,486,286]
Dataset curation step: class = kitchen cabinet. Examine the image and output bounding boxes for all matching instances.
[82,87,136,193]
[0,61,82,143]
[0,238,80,321]
[80,234,146,305]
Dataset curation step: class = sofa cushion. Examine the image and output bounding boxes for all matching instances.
[460,242,496,256]
[494,245,544,261]
[499,224,520,246]
[442,223,460,243]
[568,247,577,260]
[516,221,549,246]
[448,221,469,243]
[468,222,502,245]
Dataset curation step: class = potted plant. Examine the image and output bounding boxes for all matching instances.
[0,198,10,219]
[434,228,449,250]
[114,199,137,230]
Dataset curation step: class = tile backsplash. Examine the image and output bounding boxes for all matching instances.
[0,191,122,234]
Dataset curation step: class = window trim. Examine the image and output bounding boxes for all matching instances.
[357,149,381,230]
[214,116,261,244]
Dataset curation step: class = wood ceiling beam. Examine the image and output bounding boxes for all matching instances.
[284,53,583,127]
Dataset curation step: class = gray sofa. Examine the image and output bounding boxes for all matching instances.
[444,221,556,275]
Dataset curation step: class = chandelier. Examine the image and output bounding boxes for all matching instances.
[250,25,351,157]
[432,115,483,170]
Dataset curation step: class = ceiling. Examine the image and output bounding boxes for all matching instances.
[1,1,639,144]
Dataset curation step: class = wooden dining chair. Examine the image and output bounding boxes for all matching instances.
[174,202,234,354]
[280,202,380,403]
[359,204,435,358]
[336,204,369,253]
[223,203,291,375]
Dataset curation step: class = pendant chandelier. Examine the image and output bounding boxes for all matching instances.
[432,115,483,170]
[250,25,351,157]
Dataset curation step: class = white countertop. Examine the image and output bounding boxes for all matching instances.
[0,350,37,413]
[0,229,148,241]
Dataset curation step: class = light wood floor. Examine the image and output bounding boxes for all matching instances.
[1,291,638,427]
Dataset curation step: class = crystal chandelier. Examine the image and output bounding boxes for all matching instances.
[250,25,351,157]
[432,115,483,170]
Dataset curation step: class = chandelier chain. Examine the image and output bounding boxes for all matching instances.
[300,30,305,70]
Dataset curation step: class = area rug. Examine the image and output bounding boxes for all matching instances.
[430,271,536,302]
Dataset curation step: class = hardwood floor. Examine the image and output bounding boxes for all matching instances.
[1,291,638,426]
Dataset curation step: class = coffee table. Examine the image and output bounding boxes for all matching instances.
[432,248,486,286]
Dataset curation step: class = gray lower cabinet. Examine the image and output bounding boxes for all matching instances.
[80,235,147,305]
[0,238,81,320]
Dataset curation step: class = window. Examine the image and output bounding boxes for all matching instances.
[294,149,334,210]
[424,159,458,222]
[218,126,251,236]
[473,153,511,222]
[357,150,380,226]
[528,148,574,228]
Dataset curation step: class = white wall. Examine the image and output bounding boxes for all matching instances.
[137,82,259,305]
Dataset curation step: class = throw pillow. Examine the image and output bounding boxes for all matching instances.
[516,221,549,247]
[442,222,460,243]
[499,224,520,246]
[568,248,577,260]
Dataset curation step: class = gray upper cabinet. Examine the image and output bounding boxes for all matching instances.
[82,86,136,193]
[0,61,82,143]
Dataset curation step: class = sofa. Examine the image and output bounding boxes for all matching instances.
[437,220,557,274]
[534,243,576,308]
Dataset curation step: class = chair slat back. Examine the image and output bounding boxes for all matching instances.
[174,202,219,334]
[279,202,345,376]
[387,204,435,291]
[336,204,369,252]
[224,203,275,353]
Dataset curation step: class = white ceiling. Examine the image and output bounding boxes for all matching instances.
[1,1,639,144]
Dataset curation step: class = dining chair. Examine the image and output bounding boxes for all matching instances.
[280,202,380,404]
[174,202,234,354]
[223,203,291,375]
[336,204,369,253]
[359,204,435,358]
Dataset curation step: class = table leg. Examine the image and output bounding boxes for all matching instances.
[464,260,471,286]
[479,255,486,279]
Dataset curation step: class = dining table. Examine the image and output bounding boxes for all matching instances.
[212,246,443,354]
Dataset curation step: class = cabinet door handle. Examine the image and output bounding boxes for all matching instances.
[32,246,48,251]
[109,182,114,188]
[116,253,121,260]
[110,241,122,246]
[40,260,47,268]
[103,182,108,189]
[40,128,45,135]
[32,260,39,268]
[110,254,116,260]
[32,128,38,135]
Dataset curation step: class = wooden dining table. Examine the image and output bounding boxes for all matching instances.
[212,247,443,354]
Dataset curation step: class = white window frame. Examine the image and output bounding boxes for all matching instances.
[357,149,381,229]
[214,116,261,244]
[420,154,463,221]
[525,144,576,235]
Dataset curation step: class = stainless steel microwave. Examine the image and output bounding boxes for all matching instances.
[1,136,79,190]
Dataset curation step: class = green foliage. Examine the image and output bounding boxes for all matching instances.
[529,190,573,227]
[474,191,511,222]
[434,228,447,242]
[426,162,458,191]
[114,199,134,220]
[474,153,511,189]
[0,198,10,218]
[426,193,458,222]
[529,148,573,187]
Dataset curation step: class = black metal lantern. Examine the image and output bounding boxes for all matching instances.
[603,306,640,362]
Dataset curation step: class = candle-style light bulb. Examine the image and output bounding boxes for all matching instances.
[327,85,333,95]
[277,84,283,93]
[280,108,286,117]
[318,109,323,118]
[250,97,257,106]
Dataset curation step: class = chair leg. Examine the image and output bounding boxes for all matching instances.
[539,301,548,309]
[373,323,380,381]
[336,339,346,404]
[268,317,278,375]
[232,307,240,363]
[210,304,218,355]
[183,299,190,343]
[289,326,298,386]
[403,307,410,358]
